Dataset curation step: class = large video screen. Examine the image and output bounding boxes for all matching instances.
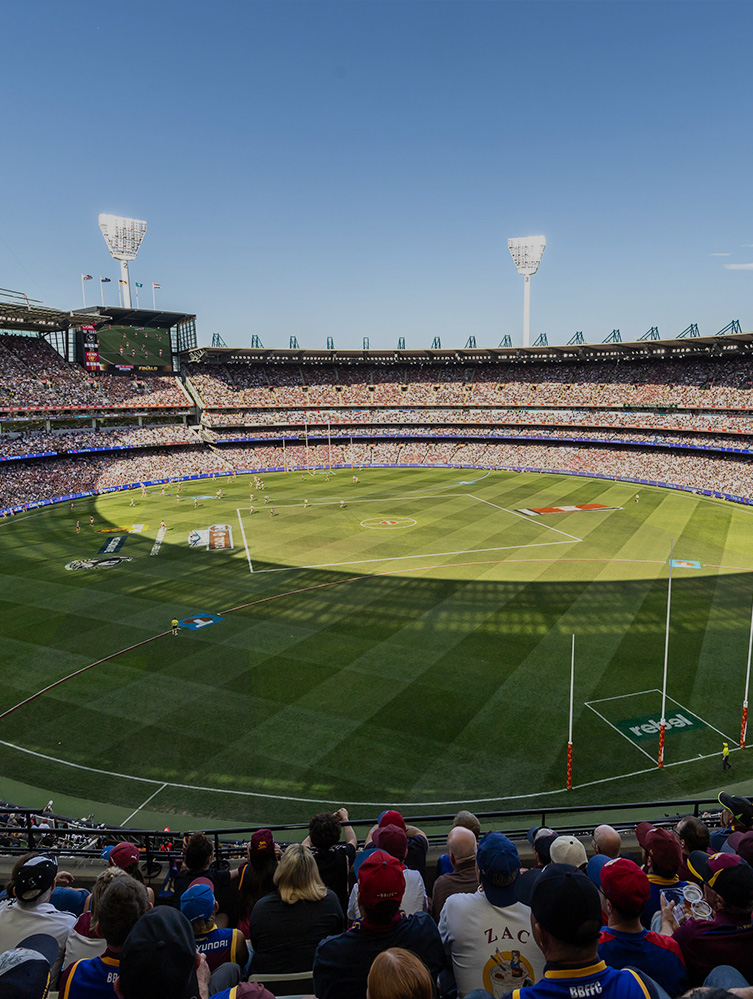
[96,325,172,371]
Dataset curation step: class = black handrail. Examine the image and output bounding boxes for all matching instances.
[0,795,725,877]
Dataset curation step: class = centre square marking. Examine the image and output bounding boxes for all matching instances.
[360,516,417,530]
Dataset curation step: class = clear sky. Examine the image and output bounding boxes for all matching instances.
[2,0,751,350]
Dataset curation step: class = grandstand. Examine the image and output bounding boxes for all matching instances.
[2,325,753,820]
[2,320,753,998]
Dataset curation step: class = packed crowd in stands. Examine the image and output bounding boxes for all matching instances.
[185,356,753,410]
[3,793,753,998]
[207,424,753,454]
[5,439,753,509]
[0,424,199,459]
[0,447,230,509]
[202,407,753,436]
[0,336,187,411]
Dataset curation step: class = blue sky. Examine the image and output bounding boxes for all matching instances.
[2,0,751,349]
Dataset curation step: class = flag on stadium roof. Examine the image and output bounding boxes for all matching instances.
[100,277,111,283]
[152,283,161,288]
[118,279,128,285]
[135,282,143,288]
[82,274,93,280]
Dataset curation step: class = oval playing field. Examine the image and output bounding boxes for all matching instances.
[1,466,751,828]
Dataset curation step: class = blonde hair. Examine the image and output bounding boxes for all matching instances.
[90,866,127,934]
[367,949,434,999]
[274,843,326,905]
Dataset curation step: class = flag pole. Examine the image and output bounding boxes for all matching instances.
[152,284,156,309]
[658,539,673,768]
[81,274,86,308]
[135,285,140,309]
[567,633,575,790]
[100,279,105,308]
[741,593,753,748]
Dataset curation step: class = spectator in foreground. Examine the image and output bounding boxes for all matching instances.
[592,825,622,859]
[364,811,429,884]
[303,808,357,913]
[313,850,444,999]
[675,815,711,881]
[63,867,123,968]
[661,850,753,988]
[171,833,241,920]
[636,822,687,928]
[347,825,427,922]
[431,826,479,921]
[439,832,545,996]
[114,906,273,999]
[434,811,482,879]
[236,829,279,937]
[60,877,150,999]
[549,836,587,871]
[249,843,344,985]
[528,828,558,869]
[507,864,663,999]
[589,856,686,996]
[710,794,753,852]
[367,948,434,999]
[180,881,247,978]
[0,942,58,999]
[0,854,76,987]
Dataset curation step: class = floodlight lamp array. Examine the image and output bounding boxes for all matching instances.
[98,213,147,261]
[508,236,546,276]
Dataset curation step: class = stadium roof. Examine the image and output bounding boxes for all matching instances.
[0,300,109,333]
[72,306,196,330]
[184,331,753,365]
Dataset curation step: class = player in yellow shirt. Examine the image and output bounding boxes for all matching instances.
[171,618,179,637]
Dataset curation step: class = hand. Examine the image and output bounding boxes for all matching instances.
[195,953,211,999]
[335,807,349,823]
[54,871,74,886]
[658,891,679,933]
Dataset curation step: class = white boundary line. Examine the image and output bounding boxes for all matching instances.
[586,689,741,753]
[587,689,660,705]
[252,539,575,575]
[584,704,657,762]
[0,736,740,807]
[121,783,168,825]
[468,495,584,542]
[236,508,253,573]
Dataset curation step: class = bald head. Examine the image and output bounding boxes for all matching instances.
[447,826,477,865]
[593,825,621,859]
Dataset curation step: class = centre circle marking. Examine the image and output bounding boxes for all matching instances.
[360,516,417,529]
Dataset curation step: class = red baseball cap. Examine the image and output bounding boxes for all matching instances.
[372,824,408,862]
[599,858,650,915]
[378,810,406,831]
[250,829,274,855]
[636,823,682,874]
[357,849,405,909]
[110,842,140,870]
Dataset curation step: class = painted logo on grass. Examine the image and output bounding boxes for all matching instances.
[179,614,225,631]
[670,559,701,569]
[98,535,126,555]
[360,517,417,530]
[615,711,705,740]
[187,525,234,550]
[517,503,623,516]
[65,556,133,571]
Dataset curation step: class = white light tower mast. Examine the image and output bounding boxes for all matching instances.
[98,214,147,309]
[508,235,546,348]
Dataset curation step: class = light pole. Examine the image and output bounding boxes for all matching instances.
[508,235,546,348]
[98,214,147,309]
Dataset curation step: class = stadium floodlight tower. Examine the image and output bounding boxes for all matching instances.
[508,235,546,348]
[98,214,147,309]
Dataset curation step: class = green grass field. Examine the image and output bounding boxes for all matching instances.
[1,466,752,829]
